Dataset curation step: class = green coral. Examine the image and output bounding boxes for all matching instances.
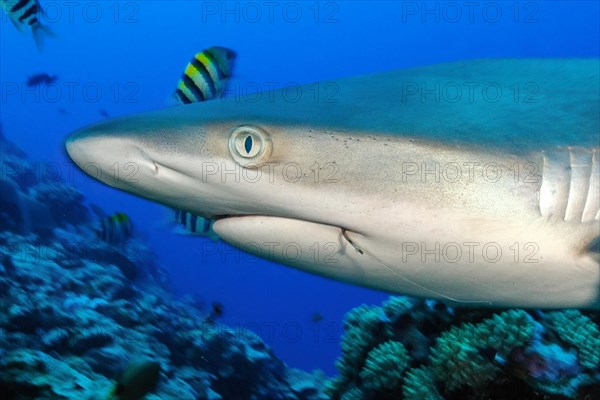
[382,296,414,319]
[483,309,537,356]
[429,310,536,391]
[331,299,547,399]
[546,310,600,370]
[343,304,384,330]
[359,340,410,390]
[330,304,387,397]
[403,367,443,400]
[429,323,498,390]
[340,386,365,400]
[337,305,385,375]
[324,377,343,399]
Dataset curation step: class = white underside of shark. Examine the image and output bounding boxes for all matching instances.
[66,59,600,309]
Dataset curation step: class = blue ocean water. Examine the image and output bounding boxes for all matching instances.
[1,0,599,377]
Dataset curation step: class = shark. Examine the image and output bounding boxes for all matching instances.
[66,59,600,309]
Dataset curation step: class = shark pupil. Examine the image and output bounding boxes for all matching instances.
[244,135,253,154]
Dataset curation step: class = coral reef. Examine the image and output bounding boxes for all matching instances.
[360,341,410,390]
[0,131,328,399]
[328,298,600,400]
[546,310,600,370]
[31,182,90,227]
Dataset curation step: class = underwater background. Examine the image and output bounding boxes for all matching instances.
[1,1,599,399]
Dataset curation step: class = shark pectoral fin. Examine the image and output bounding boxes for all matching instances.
[211,216,371,284]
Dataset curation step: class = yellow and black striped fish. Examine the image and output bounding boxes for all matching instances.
[1,0,54,51]
[107,361,161,400]
[97,212,134,245]
[173,209,218,241]
[174,46,236,104]
[170,48,235,235]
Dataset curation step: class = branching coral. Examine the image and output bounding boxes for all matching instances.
[336,305,387,383]
[329,297,599,400]
[359,340,410,390]
[402,367,443,400]
[429,323,499,390]
[545,310,600,370]
[428,309,538,391]
[339,386,365,400]
[483,309,538,356]
[382,296,415,320]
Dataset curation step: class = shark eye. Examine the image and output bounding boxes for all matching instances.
[229,126,272,167]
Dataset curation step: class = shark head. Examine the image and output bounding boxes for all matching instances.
[67,59,600,309]
[66,108,262,218]
[66,101,359,225]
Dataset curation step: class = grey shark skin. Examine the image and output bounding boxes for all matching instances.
[66,59,600,309]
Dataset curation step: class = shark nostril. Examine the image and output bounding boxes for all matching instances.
[136,147,159,175]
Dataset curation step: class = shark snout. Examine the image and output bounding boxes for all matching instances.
[66,126,158,189]
[66,129,103,170]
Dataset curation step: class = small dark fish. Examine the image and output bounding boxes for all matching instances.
[311,312,324,324]
[99,109,109,118]
[208,302,224,320]
[1,0,55,51]
[108,361,161,400]
[174,46,236,104]
[26,73,57,87]
[97,212,133,245]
